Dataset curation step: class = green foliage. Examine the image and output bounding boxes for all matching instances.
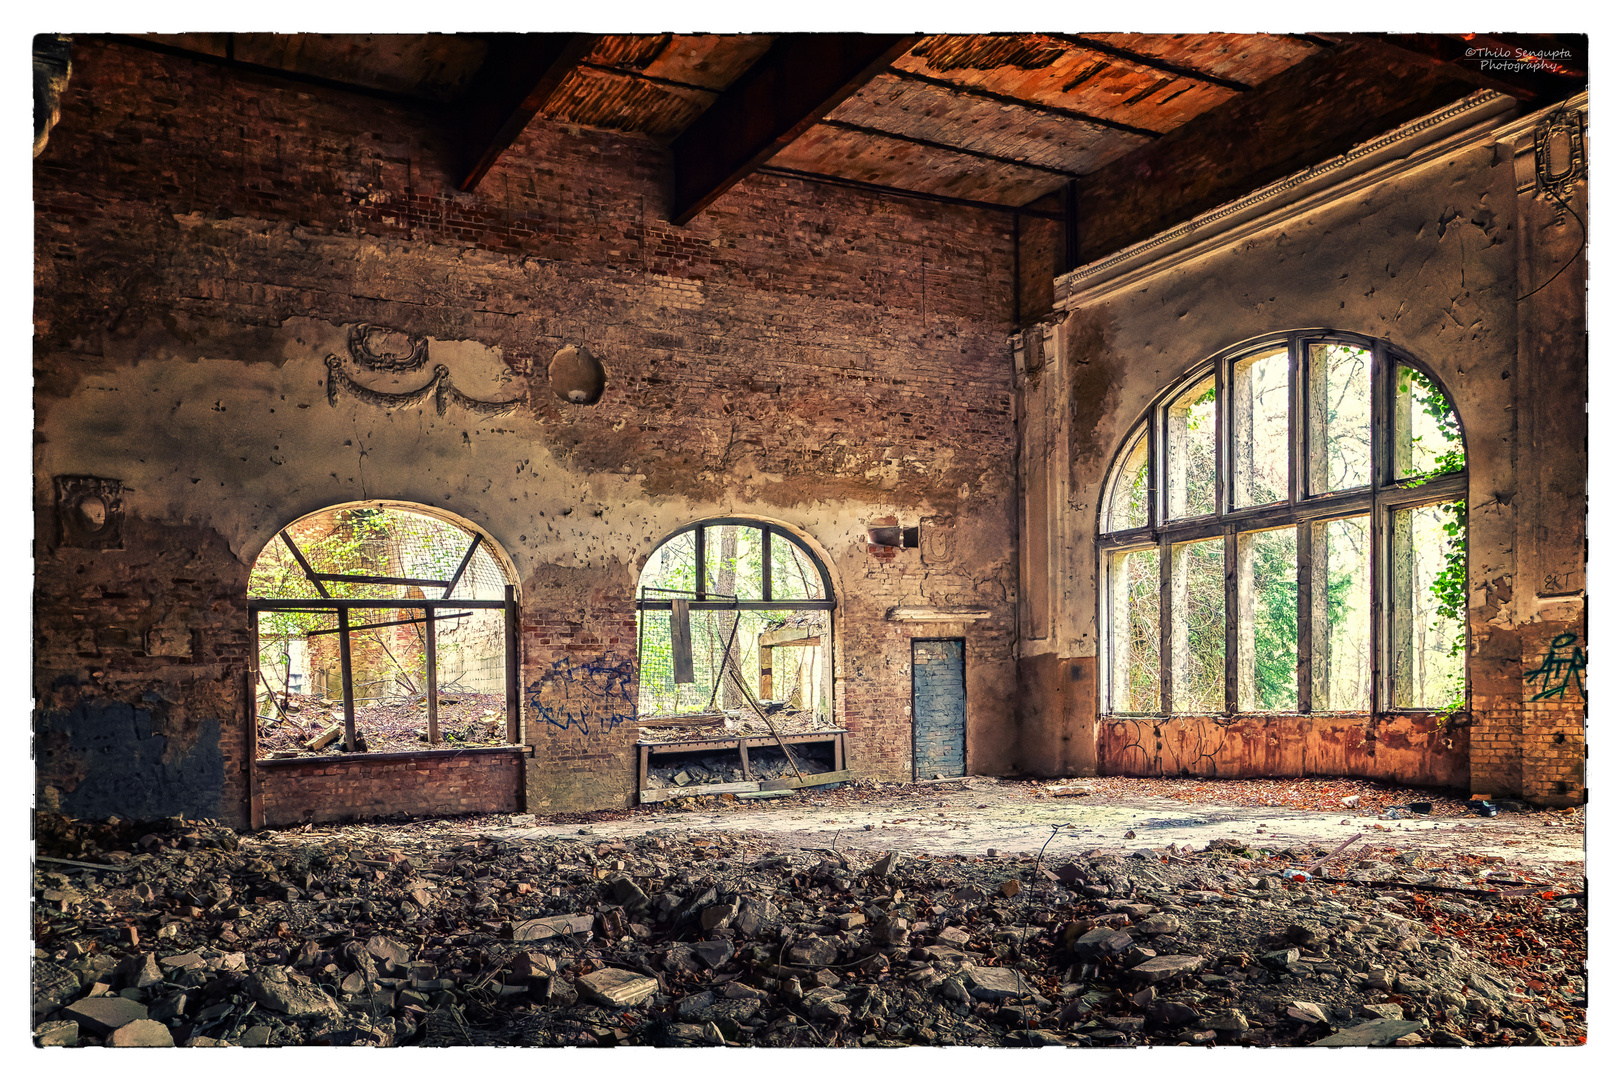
[1248,533,1297,710]
[1400,368,1468,711]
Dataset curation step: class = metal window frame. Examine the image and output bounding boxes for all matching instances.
[1096,331,1469,719]
[247,524,521,758]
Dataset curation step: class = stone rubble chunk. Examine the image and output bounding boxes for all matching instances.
[109,1018,176,1047]
[1124,955,1206,985]
[1312,1018,1426,1047]
[246,967,345,1020]
[59,995,149,1034]
[34,1020,78,1047]
[576,968,659,1008]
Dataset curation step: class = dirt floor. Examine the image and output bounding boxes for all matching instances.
[32,774,1587,1049]
[255,692,512,756]
[502,774,1586,868]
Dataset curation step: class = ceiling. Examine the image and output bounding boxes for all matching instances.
[110,31,1586,229]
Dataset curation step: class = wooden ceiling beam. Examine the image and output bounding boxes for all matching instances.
[456,33,601,192]
[887,68,1162,139]
[1052,34,1253,92]
[818,118,1086,179]
[669,33,922,225]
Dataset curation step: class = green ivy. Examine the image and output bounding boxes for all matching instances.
[1400,369,1467,711]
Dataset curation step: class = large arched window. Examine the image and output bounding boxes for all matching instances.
[636,520,835,725]
[248,502,519,754]
[1099,331,1466,717]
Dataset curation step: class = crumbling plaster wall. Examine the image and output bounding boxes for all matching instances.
[1018,104,1586,803]
[34,40,1020,826]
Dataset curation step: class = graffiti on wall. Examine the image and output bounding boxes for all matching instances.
[1101,715,1228,777]
[529,657,635,737]
[1525,633,1586,701]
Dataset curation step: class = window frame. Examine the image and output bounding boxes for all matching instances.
[634,518,836,612]
[1098,330,1468,717]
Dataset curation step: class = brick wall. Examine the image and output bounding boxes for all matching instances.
[34,512,251,826]
[257,748,526,828]
[33,39,1020,820]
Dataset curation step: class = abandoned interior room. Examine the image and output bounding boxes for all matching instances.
[32,31,1587,1048]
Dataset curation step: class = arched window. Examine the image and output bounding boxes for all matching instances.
[636,520,835,725]
[248,502,519,754]
[1099,332,1466,716]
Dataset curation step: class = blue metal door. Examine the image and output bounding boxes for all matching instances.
[912,638,965,779]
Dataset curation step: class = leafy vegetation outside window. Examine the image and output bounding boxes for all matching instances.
[636,521,835,724]
[1099,332,1466,716]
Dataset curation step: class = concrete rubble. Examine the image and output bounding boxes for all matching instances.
[32,810,1585,1047]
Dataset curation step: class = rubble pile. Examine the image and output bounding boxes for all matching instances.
[33,812,1585,1048]
[647,746,836,789]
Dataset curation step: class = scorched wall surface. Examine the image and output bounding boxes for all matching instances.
[33,40,1020,826]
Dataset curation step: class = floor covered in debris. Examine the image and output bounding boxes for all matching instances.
[32,775,1585,1048]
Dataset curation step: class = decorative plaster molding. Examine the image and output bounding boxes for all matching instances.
[1053,91,1521,310]
[324,356,526,417]
[55,475,124,549]
[348,323,429,372]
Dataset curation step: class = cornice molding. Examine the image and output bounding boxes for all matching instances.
[1054,91,1525,310]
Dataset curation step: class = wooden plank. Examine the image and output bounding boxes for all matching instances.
[738,740,750,779]
[780,769,854,790]
[640,781,761,804]
[670,597,695,683]
[736,789,796,801]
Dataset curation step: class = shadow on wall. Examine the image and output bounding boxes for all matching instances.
[36,701,224,820]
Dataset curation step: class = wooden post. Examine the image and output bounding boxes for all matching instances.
[834,731,844,773]
[739,739,751,779]
[425,607,439,746]
[759,644,773,699]
[638,744,650,797]
[337,609,357,751]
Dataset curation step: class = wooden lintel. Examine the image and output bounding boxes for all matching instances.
[669,33,922,225]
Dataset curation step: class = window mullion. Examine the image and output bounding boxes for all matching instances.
[1158,534,1172,714]
[1224,524,1238,714]
[1289,333,1306,506]
[1296,521,1313,712]
[1370,491,1389,714]
[1215,358,1229,517]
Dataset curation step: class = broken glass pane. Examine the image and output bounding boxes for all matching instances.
[1310,516,1370,710]
[1395,365,1465,480]
[1105,429,1150,532]
[1107,548,1160,713]
[1170,537,1225,713]
[770,530,826,601]
[1231,346,1289,507]
[1307,342,1371,493]
[1238,527,1297,711]
[1165,374,1217,519]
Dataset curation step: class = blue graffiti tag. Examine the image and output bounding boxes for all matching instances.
[1525,633,1586,701]
[529,657,635,737]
